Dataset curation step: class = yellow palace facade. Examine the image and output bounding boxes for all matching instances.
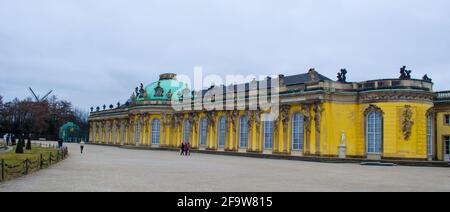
[88,69,450,161]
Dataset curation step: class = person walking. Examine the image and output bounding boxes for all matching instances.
[184,141,190,156]
[80,140,85,154]
[180,141,185,155]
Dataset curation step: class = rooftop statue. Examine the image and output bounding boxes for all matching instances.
[337,69,348,82]
[423,74,432,82]
[139,83,148,98]
[399,66,412,80]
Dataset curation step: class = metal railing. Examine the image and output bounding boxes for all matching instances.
[436,91,450,99]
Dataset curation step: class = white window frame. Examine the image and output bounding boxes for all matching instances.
[200,118,207,146]
[151,119,160,145]
[239,116,248,148]
[218,116,226,148]
[184,120,191,144]
[291,112,304,151]
[366,111,382,154]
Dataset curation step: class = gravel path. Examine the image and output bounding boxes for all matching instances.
[1,143,449,192]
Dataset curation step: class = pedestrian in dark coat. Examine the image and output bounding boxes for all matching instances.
[180,141,185,155]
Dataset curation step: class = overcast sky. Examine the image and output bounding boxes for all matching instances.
[1,0,449,110]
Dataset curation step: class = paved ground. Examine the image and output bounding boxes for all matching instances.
[0,142,449,192]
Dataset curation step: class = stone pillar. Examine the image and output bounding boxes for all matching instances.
[281,105,291,153]
[255,110,262,152]
[302,104,312,155]
[314,103,324,156]
[93,123,97,143]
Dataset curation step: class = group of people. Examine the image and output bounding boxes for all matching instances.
[180,141,190,156]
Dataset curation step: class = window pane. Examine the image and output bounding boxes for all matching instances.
[200,118,207,146]
[218,117,226,147]
[239,116,248,148]
[151,119,160,145]
[292,113,304,150]
[184,120,190,144]
[367,111,382,153]
[445,137,450,154]
[263,114,273,149]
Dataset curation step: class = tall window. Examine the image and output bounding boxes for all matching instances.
[445,115,450,125]
[135,121,141,145]
[151,119,160,145]
[200,118,207,146]
[184,120,191,144]
[366,111,383,153]
[239,116,248,148]
[218,116,226,147]
[263,114,273,150]
[445,136,450,156]
[292,112,304,151]
[427,115,433,156]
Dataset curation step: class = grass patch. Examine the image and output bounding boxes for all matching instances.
[0,145,58,165]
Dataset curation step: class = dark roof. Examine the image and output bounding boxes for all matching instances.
[283,73,332,86]
[199,71,333,95]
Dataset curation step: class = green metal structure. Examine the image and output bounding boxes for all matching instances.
[59,122,81,143]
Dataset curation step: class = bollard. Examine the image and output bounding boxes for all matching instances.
[49,153,52,165]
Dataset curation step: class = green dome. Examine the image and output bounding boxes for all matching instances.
[137,73,191,101]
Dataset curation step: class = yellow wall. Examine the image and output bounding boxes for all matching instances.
[437,112,450,160]
[89,100,434,160]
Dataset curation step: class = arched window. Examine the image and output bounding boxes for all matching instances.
[239,116,248,148]
[200,118,207,146]
[427,115,433,157]
[292,112,304,151]
[184,120,191,144]
[151,119,160,145]
[218,116,226,147]
[366,109,383,154]
[263,114,273,150]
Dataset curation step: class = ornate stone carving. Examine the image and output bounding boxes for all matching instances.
[302,104,311,133]
[206,111,216,129]
[154,81,164,97]
[314,102,324,155]
[166,89,172,99]
[314,103,324,133]
[308,68,319,82]
[231,110,239,132]
[301,104,312,154]
[364,104,384,116]
[281,105,291,130]
[402,105,414,140]
[139,83,148,98]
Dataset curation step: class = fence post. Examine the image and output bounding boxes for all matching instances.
[40,154,43,169]
[1,159,4,182]
[57,150,60,161]
[49,153,52,166]
[24,159,29,175]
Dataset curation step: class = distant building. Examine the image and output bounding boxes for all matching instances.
[88,69,450,161]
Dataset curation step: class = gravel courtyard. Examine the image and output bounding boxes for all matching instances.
[0,142,449,192]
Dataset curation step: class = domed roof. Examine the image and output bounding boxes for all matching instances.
[137,73,190,101]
